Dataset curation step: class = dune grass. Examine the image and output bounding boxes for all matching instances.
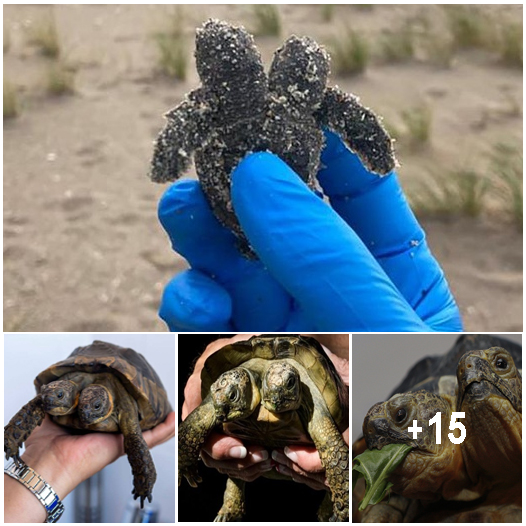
[252,4,281,37]
[4,25,11,53]
[46,62,75,95]
[411,169,490,218]
[4,80,19,119]
[443,5,494,51]
[490,143,522,230]
[27,13,61,58]
[153,8,188,80]
[379,23,415,64]
[499,21,523,69]
[400,103,433,150]
[329,29,369,76]
[321,4,335,23]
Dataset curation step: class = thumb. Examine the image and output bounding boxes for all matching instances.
[202,432,247,461]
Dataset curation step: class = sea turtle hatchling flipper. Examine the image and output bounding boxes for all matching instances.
[149,88,214,184]
[317,86,396,176]
[4,395,46,464]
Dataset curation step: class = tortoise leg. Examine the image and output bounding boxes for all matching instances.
[178,395,217,488]
[4,395,45,464]
[214,477,246,522]
[118,399,156,508]
[309,415,349,522]
[317,491,333,522]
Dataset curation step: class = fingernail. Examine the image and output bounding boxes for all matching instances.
[271,450,280,462]
[284,446,298,463]
[250,450,269,463]
[259,460,273,472]
[276,464,292,477]
[228,446,247,459]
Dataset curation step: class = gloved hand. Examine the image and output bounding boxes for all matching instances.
[157,131,462,332]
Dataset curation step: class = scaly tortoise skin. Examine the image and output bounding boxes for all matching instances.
[456,347,522,506]
[179,335,349,522]
[354,335,522,523]
[4,340,172,507]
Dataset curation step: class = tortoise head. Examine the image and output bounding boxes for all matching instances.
[269,35,329,111]
[456,347,522,413]
[261,361,301,413]
[78,385,114,426]
[211,367,261,423]
[363,390,450,454]
[41,380,79,415]
[195,19,265,95]
[363,390,466,500]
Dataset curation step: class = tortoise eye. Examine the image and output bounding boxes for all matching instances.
[229,389,239,402]
[286,376,295,389]
[94,402,101,410]
[57,390,64,399]
[496,357,508,369]
[395,408,406,423]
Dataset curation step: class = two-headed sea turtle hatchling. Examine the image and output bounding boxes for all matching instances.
[353,334,522,523]
[4,341,172,507]
[178,335,349,522]
[149,18,396,254]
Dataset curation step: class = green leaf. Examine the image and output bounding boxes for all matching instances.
[352,443,413,511]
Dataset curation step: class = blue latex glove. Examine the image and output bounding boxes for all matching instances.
[157,131,462,332]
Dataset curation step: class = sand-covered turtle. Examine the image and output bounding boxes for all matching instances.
[4,340,172,507]
[178,335,349,521]
[149,19,395,254]
[353,335,522,522]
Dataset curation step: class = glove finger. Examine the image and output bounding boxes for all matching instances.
[318,131,462,330]
[158,179,240,272]
[231,152,428,331]
[159,269,233,332]
[158,179,291,330]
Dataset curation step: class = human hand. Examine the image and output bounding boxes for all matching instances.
[181,336,348,486]
[181,335,272,482]
[21,412,176,499]
[4,413,175,523]
[158,131,462,332]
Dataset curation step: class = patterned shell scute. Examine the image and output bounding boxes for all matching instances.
[34,340,171,428]
[201,335,348,430]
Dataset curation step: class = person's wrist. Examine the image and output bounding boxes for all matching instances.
[4,472,48,523]
[22,448,75,500]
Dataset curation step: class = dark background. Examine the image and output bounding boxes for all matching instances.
[178,334,326,522]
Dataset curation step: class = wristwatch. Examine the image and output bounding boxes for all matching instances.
[4,459,65,523]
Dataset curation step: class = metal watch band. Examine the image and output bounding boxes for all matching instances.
[4,459,65,523]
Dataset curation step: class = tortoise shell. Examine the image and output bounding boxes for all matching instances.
[201,335,349,431]
[34,340,172,429]
[388,334,522,398]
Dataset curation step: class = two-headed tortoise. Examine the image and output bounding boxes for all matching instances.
[4,340,172,506]
[354,334,521,523]
[179,335,349,522]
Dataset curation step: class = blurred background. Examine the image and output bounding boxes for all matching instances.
[3,333,175,523]
[352,333,522,444]
[3,4,523,331]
